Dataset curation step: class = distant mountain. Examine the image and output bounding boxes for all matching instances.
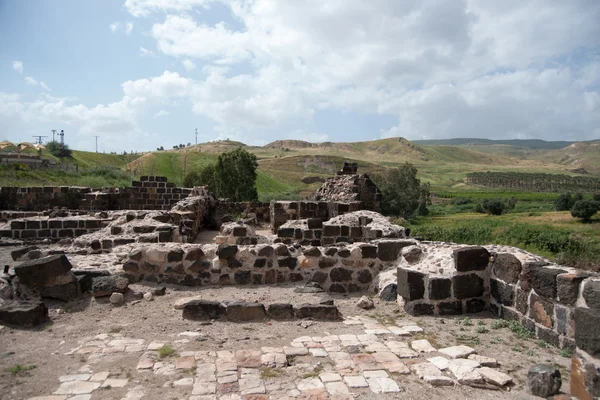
[412,138,578,149]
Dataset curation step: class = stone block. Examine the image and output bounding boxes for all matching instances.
[233,226,247,237]
[582,279,600,310]
[267,303,295,320]
[323,225,340,237]
[404,302,434,316]
[14,254,73,287]
[278,257,297,269]
[571,349,600,400]
[0,300,48,327]
[555,304,572,336]
[40,276,80,301]
[377,241,407,262]
[465,299,486,313]
[226,302,267,322]
[557,273,589,305]
[330,267,353,282]
[515,286,529,315]
[453,246,490,272]
[217,245,238,259]
[337,248,351,258]
[318,257,337,269]
[491,253,522,283]
[529,292,554,328]
[311,271,328,284]
[397,267,425,301]
[182,300,226,321]
[530,266,566,299]
[92,275,129,297]
[490,279,514,306]
[574,307,600,356]
[278,228,294,238]
[360,245,377,259]
[536,325,560,347]
[307,218,322,229]
[428,278,451,300]
[234,270,251,285]
[295,304,341,320]
[527,364,561,398]
[438,300,463,315]
[357,269,372,284]
[452,273,484,299]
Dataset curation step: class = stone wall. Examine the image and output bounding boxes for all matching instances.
[0,186,92,211]
[270,201,362,233]
[0,217,108,240]
[312,174,382,213]
[122,239,417,292]
[213,201,271,228]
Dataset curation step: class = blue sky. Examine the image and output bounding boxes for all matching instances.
[1,0,599,152]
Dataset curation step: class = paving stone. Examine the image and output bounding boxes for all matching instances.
[27,397,68,400]
[173,377,194,386]
[411,362,444,379]
[410,339,436,353]
[196,363,217,382]
[58,374,91,382]
[295,388,328,399]
[438,345,476,359]
[218,382,240,395]
[297,378,325,391]
[53,381,101,395]
[89,371,109,382]
[363,370,388,378]
[122,385,146,400]
[468,354,498,367]
[218,372,238,384]
[189,396,217,400]
[192,382,217,395]
[319,372,342,383]
[423,375,455,386]
[427,356,450,371]
[479,367,513,386]
[366,377,401,393]
[236,350,262,368]
[448,359,483,385]
[284,346,308,356]
[240,368,260,377]
[239,376,266,395]
[352,353,380,371]
[387,326,411,336]
[176,355,197,369]
[101,378,128,388]
[343,375,368,388]
[261,352,287,367]
[402,325,423,333]
[325,381,350,396]
[309,348,328,357]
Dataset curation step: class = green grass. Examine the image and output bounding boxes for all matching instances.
[157,344,176,359]
[7,364,36,376]
[0,164,134,188]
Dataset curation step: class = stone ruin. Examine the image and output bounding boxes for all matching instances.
[1,172,599,399]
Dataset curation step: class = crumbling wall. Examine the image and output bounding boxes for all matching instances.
[213,201,271,227]
[0,217,108,240]
[0,186,92,211]
[312,173,382,212]
[270,201,362,233]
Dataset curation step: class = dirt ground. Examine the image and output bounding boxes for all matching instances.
[0,246,572,400]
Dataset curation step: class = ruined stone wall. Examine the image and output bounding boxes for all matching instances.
[0,217,107,240]
[122,239,416,292]
[312,174,382,213]
[270,201,362,233]
[214,201,271,227]
[0,186,92,211]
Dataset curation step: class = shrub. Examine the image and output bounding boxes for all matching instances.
[46,140,72,158]
[452,197,473,205]
[481,199,506,215]
[555,193,574,211]
[571,200,600,222]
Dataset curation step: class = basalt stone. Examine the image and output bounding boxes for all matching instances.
[227,258,242,269]
[571,350,600,400]
[319,257,337,269]
[41,277,80,301]
[515,286,530,315]
[527,364,561,398]
[252,274,263,284]
[307,218,322,229]
[453,246,490,272]
[257,246,273,257]
[402,246,423,264]
[530,266,566,299]
[14,254,73,287]
[490,279,514,306]
[278,228,294,238]
[330,267,353,282]
[582,279,600,310]
[290,273,304,282]
[164,264,185,275]
[138,234,158,243]
[91,275,129,297]
[114,238,135,246]
[491,253,522,284]
[303,247,321,257]
[184,248,205,261]
[267,303,295,320]
[276,245,290,257]
[123,262,140,274]
[278,257,297,269]
[182,300,226,321]
[465,298,486,313]
[556,273,587,306]
[377,241,411,262]
[311,271,328,284]
[501,306,522,322]
[323,225,340,237]
[357,269,372,284]
[379,284,397,301]
[11,246,39,261]
[537,325,560,348]
[234,270,251,285]
[428,278,452,300]
[128,249,143,262]
[188,260,211,273]
[324,248,337,256]
[555,304,572,336]
[438,300,463,315]
[295,304,341,320]
[530,292,554,328]
[217,244,238,259]
[167,248,184,262]
[337,248,351,258]
[329,283,347,293]
[360,245,377,259]
[226,302,266,322]
[489,302,500,316]
[254,258,267,268]
[233,226,247,237]
[0,300,48,327]
[452,273,484,299]
[404,302,434,316]
[264,270,276,284]
[397,267,425,301]
[574,307,600,356]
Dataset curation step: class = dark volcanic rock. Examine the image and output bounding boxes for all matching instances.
[527,364,561,398]
[91,275,129,297]
[453,246,490,272]
[226,302,267,322]
[14,255,73,287]
[397,267,425,301]
[295,304,341,320]
[0,300,48,327]
[491,253,522,284]
[267,303,295,320]
[182,300,226,321]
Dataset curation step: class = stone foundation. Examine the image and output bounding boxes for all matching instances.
[0,217,108,240]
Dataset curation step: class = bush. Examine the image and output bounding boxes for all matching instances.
[481,199,506,215]
[571,200,600,222]
[373,162,429,218]
[555,193,574,211]
[46,141,72,158]
[452,197,473,205]
[593,193,600,201]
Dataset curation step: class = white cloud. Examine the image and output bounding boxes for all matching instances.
[139,47,155,57]
[109,22,120,33]
[124,0,213,17]
[154,110,169,118]
[12,61,23,74]
[182,59,196,71]
[25,76,38,86]
[40,82,51,91]
[125,21,134,35]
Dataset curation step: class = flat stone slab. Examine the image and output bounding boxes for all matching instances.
[410,339,436,353]
[297,378,324,391]
[448,359,483,385]
[367,377,401,393]
[468,354,498,367]
[410,362,443,379]
[438,345,476,359]
[427,356,450,371]
[319,372,342,383]
[479,367,512,386]
[423,375,455,386]
[343,375,368,388]
[54,381,101,395]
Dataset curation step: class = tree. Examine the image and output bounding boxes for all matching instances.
[46,140,72,158]
[375,162,428,218]
[481,199,506,215]
[571,200,599,222]
[555,193,574,211]
[183,147,258,201]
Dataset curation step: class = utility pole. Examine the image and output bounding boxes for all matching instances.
[195,128,198,145]
[51,129,57,142]
[94,136,100,153]
[32,135,48,144]
[59,130,65,148]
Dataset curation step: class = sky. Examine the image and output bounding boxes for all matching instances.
[0,0,599,153]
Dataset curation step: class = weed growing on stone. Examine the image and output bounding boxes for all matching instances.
[508,321,535,339]
[7,365,36,376]
[109,326,123,333]
[260,367,285,379]
[490,320,510,329]
[490,337,504,344]
[526,349,535,356]
[511,346,523,353]
[477,320,486,326]
[537,340,549,349]
[560,348,573,358]
[300,364,324,379]
[475,326,489,334]
[371,313,396,326]
[158,344,177,359]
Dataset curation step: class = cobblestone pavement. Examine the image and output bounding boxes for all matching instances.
[28,316,513,400]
